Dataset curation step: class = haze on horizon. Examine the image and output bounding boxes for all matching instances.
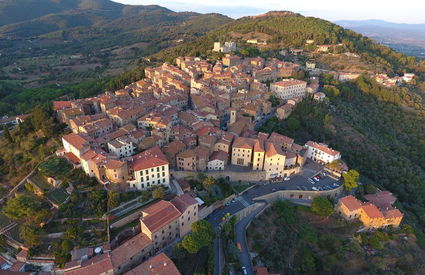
[113,0,425,24]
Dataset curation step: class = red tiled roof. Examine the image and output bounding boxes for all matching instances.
[306,141,340,157]
[65,152,80,165]
[141,200,181,233]
[271,79,306,87]
[361,203,384,219]
[383,209,403,219]
[364,191,396,210]
[209,150,228,162]
[171,193,198,213]
[53,101,73,110]
[62,133,91,151]
[132,146,168,171]
[110,233,152,268]
[339,195,362,212]
[65,253,114,275]
[124,253,180,275]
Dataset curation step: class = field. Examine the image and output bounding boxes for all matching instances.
[47,188,69,205]
[28,172,52,192]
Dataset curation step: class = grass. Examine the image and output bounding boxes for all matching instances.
[28,172,52,192]
[0,213,12,227]
[233,183,253,193]
[47,188,69,205]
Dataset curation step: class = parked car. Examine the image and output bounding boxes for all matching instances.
[312,187,318,191]
[313,177,319,182]
[308,179,315,184]
[272,188,276,192]
[242,266,248,275]
[284,177,290,181]
[297,186,302,190]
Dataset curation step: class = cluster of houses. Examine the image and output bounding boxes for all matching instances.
[337,191,404,229]
[56,50,339,190]
[374,73,415,87]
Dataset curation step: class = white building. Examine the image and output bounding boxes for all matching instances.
[129,146,170,190]
[305,141,341,164]
[213,42,237,53]
[270,79,307,100]
[107,137,134,158]
[62,133,92,159]
[207,150,228,171]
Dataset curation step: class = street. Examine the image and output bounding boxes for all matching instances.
[207,160,342,275]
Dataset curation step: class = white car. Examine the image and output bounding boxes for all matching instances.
[312,187,319,191]
[242,266,248,275]
[284,177,290,181]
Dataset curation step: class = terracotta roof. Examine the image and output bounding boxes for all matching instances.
[62,133,92,151]
[104,159,125,170]
[383,209,403,219]
[141,200,181,233]
[271,79,306,87]
[110,233,152,268]
[132,146,168,171]
[265,142,285,157]
[361,203,384,219]
[124,253,180,275]
[339,195,362,212]
[268,132,294,145]
[233,137,256,150]
[364,191,396,210]
[53,101,73,110]
[177,149,196,159]
[253,139,265,153]
[306,141,340,157]
[177,179,190,191]
[65,253,114,275]
[171,193,198,213]
[65,152,81,165]
[209,150,228,162]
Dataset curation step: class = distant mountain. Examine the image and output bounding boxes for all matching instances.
[0,0,232,115]
[335,19,425,57]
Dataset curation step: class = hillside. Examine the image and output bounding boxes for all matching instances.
[0,1,232,115]
[153,12,425,75]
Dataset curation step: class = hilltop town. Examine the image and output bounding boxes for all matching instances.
[0,40,414,275]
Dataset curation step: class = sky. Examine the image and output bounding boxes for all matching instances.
[113,0,425,24]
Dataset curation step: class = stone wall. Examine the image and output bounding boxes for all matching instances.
[253,185,343,203]
[172,170,266,183]
[110,211,142,229]
[199,194,236,219]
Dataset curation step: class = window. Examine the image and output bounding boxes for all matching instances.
[157,173,160,178]
[157,167,159,172]
[162,172,165,177]
[140,171,143,176]
[162,166,165,171]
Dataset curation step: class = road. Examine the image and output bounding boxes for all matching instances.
[207,160,342,274]
[235,204,266,275]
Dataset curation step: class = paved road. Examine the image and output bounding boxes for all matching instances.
[207,160,342,274]
[235,205,266,275]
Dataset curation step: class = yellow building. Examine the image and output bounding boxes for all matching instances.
[252,140,265,171]
[337,195,403,229]
[263,142,286,180]
[231,137,256,167]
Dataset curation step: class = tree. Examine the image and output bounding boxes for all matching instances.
[2,125,13,143]
[152,186,165,199]
[19,223,42,247]
[311,197,334,216]
[202,176,216,191]
[268,95,280,107]
[61,239,74,252]
[182,220,215,254]
[107,190,120,209]
[3,194,41,221]
[343,169,360,191]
